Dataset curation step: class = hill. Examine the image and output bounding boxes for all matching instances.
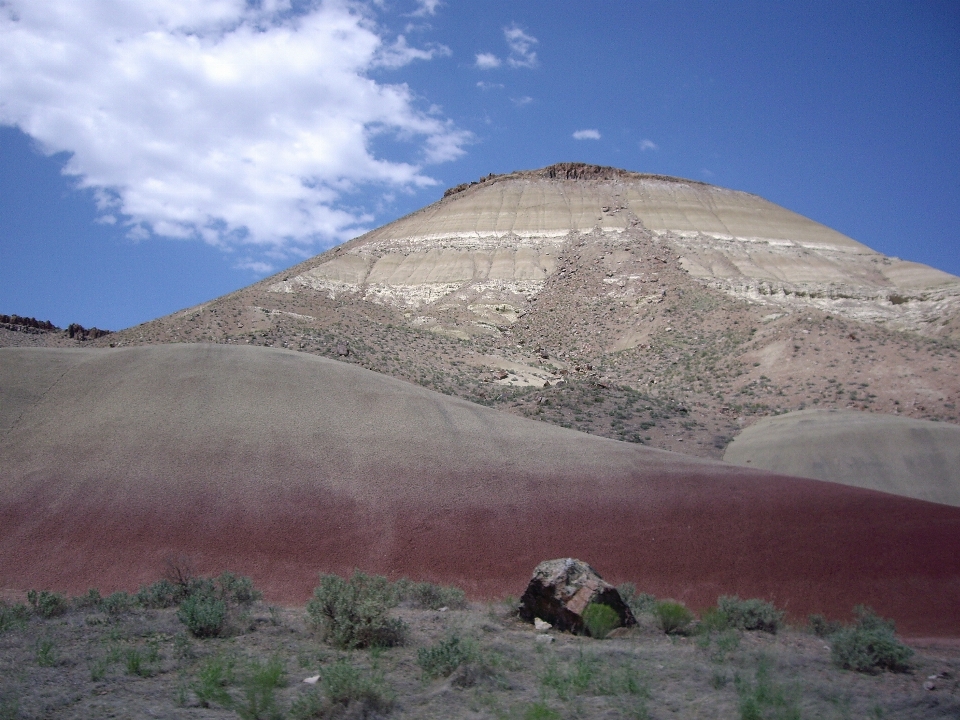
[2,343,959,635]
[43,163,958,458]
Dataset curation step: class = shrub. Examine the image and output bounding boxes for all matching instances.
[616,583,657,616]
[735,655,800,720]
[135,579,181,609]
[306,572,407,649]
[808,614,842,638]
[191,654,235,709]
[73,588,102,610]
[178,594,227,638]
[717,596,784,634]
[35,637,58,667]
[830,606,912,674]
[322,660,394,713]
[402,580,467,610]
[417,634,478,679]
[0,602,30,633]
[540,651,644,701]
[582,602,620,639]
[654,600,694,635]
[218,571,262,607]
[27,590,68,618]
[102,591,134,616]
[236,657,286,720]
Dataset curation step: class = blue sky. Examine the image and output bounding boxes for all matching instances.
[2,0,958,330]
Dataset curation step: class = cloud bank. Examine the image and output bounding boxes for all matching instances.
[0,0,469,264]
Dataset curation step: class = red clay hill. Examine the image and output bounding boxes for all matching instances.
[1,344,958,636]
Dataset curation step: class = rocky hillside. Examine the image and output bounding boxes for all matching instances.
[44,163,960,458]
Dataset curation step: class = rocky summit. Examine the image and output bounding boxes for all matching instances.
[31,163,960,458]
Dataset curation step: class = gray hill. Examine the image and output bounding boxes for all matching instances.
[724,409,960,506]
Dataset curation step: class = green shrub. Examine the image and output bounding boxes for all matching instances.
[616,583,657,615]
[217,571,262,607]
[717,596,784,634]
[654,600,693,635]
[403,580,467,610]
[178,594,227,638]
[830,606,912,674]
[288,690,325,720]
[540,651,644,701]
[735,656,800,720]
[0,601,30,632]
[523,701,562,720]
[27,590,68,618]
[135,579,181,608]
[808,614,842,638]
[35,637,58,667]
[191,654,235,709]
[73,588,102,610]
[417,634,478,679]
[322,660,394,714]
[125,647,154,677]
[102,591,134,616]
[306,571,407,649]
[582,602,621,639]
[236,657,286,720]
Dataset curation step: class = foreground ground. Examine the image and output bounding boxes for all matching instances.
[1,595,957,719]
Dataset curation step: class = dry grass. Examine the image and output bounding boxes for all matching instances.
[1,592,957,719]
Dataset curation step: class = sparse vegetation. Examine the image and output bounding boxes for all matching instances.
[582,602,620,639]
[26,589,67,618]
[830,606,913,674]
[177,592,228,638]
[0,576,952,718]
[306,571,407,649]
[653,600,694,635]
[715,595,784,633]
[417,633,478,679]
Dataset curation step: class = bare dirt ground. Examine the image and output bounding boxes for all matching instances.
[2,592,958,720]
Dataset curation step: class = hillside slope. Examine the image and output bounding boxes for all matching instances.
[2,344,959,635]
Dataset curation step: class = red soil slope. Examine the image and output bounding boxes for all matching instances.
[1,345,958,635]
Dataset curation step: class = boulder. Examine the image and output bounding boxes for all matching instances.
[518,558,636,634]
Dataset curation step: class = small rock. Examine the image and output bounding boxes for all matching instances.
[337,343,349,356]
[534,618,552,632]
[303,675,320,685]
[924,681,936,691]
[535,634,555,644]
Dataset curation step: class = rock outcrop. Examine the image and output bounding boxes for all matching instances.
[518,558,636,633]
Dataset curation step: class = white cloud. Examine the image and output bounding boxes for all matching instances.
[376,35,450,68]
[411,0,442,16]
[504,24,538,68]
[475,52,502,69]
[511,96,534,107]
[476,81,504,90]
[573,129,601,140]
[639,139,659,151]
[0,0,469,261]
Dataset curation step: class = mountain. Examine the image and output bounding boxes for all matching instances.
[12,163,960,458]
[2,343,958,634]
